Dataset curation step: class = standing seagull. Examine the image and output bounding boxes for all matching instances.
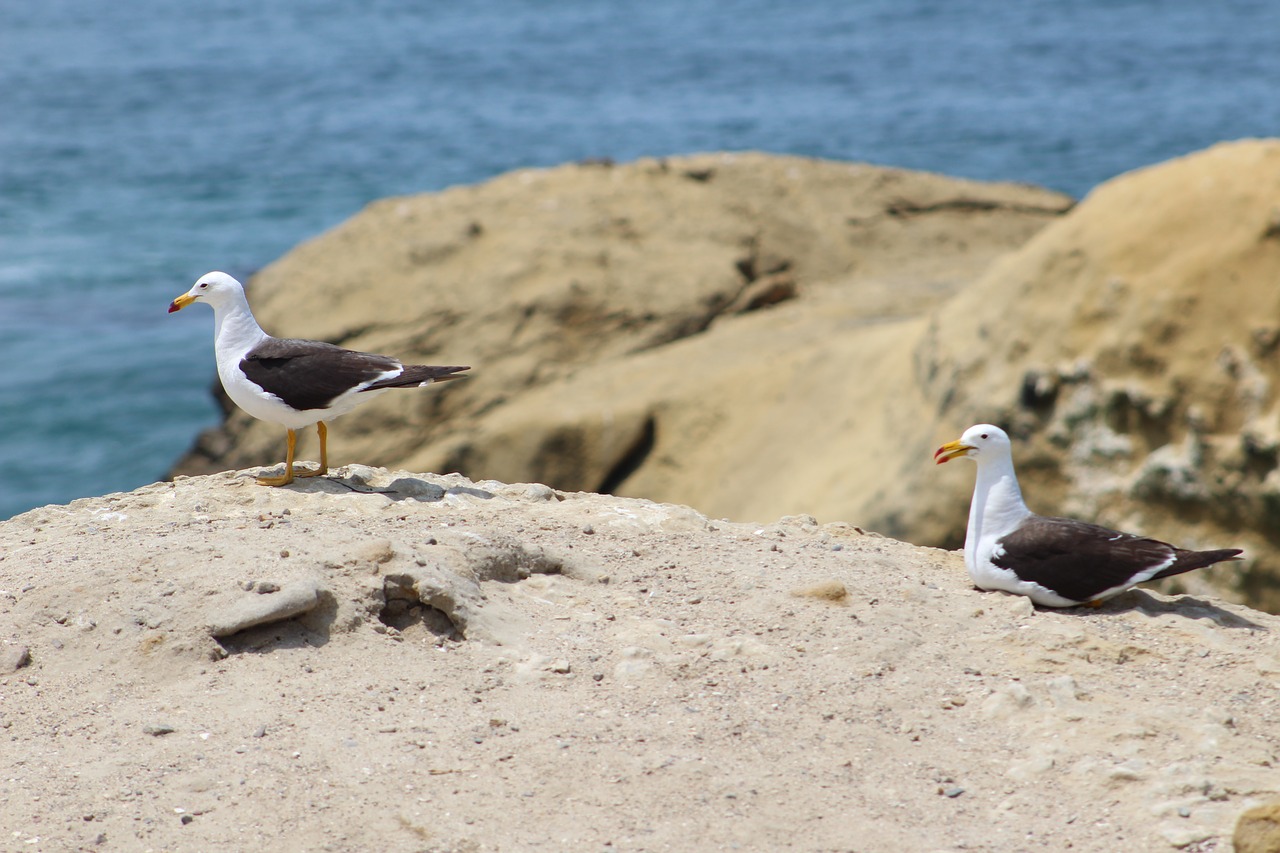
[169,271,469,486]
[934,423,1242,607]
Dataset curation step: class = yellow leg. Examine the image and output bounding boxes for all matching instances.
[296,421,329,478]
[256,429,298,486]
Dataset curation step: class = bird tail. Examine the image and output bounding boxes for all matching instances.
[364,365,471,391]
[1152,548,1243,580]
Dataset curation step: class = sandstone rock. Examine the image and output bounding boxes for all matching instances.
[207,577,325,639]
[380,532,567,646]
[1236,800,1280,853]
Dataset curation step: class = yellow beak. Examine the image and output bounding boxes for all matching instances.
[934,439,974,465]
[168,293,196,313]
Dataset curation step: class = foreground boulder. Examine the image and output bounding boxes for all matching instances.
[1,468,1278,850]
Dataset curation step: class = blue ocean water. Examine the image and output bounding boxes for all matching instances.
[1,1,1278,520]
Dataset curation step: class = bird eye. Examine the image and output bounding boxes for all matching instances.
[980,433,989,439]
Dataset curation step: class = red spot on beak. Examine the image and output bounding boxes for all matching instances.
[934,441,970,464]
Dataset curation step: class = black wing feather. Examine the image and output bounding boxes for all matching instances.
[1152,548,1243,580]
[991,516,1177,602]
[363,364,469,390]
[240,338,401,411]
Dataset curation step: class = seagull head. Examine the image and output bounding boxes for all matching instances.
[168,271,245,313]
[934,423,1011,465]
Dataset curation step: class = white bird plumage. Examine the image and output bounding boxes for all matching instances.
[935,424,1242,607]
[170,271,469,485]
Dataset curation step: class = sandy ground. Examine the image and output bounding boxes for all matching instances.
[1,467,1278,852]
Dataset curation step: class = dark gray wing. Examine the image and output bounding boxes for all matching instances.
[240,337,401,411]
[991,515,1176,602]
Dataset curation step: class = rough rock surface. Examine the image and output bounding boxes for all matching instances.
[1,467,1278,850]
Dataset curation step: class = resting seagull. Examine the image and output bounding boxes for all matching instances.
[934,424,1242,607]
[170,271,469,486]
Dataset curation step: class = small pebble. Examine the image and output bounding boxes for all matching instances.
[942,787,965,798]
[522,483,555,502]
[143,724,175,737]
[256,582,281,594]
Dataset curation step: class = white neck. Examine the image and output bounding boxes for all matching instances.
[965,454,1032,570]
[211,290,269,365]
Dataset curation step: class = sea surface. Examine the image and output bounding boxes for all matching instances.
[2,0,1278,519]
